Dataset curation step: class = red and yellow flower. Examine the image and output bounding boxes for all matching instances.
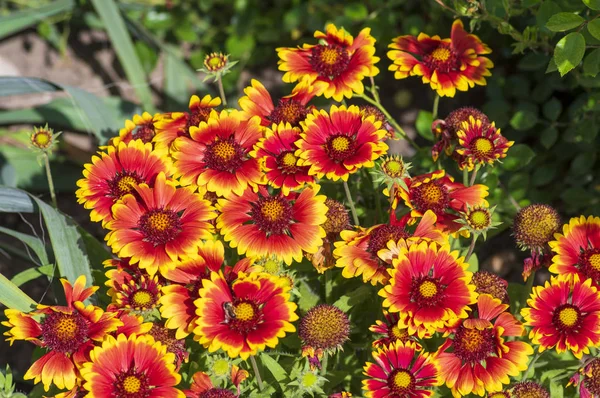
[110,112,160,146]
[239,78,323,127]
[379,241,477,336]
[185,371,237,398]
[2,276,122,392]
[388,20,493,97]
[521,276,600,358]
[76,140,172,225]
[296,105,388,182]
[568,358,600,398]
[395,170,489,234]
[436,294,532,397]
[105,172,215,276]
[362,340,438,398]
[455,116,513,170]
[549,215,600,287]
[171,110,263,197]
[79,333,184,397]
[277,24,380,101]
[216,185,328,265]
[105,267,163,312]
[154,94,221,151]
[251,122,315,194]
[369,311,422,350]
[193,271,298,359]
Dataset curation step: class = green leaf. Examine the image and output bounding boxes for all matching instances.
[549,382,564,398]
[90,0,155,111]
[546,57,558,73]
[466,253,479,273]
[554,32,586,76]
[570,152,597,175]
[517,53,550,71]
[510,110,538,130]
[537,1,562,30]
[501,144,536,171]
[0,226,49,265]
[415,110,434,141]
[164,50,189,110]
[546,13,585,31]
[0,187,34,213]
[298,280,320,312]
[583,48,600,76]
[11,264,55,287]
[542,97,562,121]
[583,0,600,10]
[588,19,600,40]
[0,0,74,40]
[260,353,288,383]
[332,285,371,312]
[0,273,37,312]
[344,3,368,20]
[540,127,559,148]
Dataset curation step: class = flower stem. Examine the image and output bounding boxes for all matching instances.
[462,168,469,186]
[524,352,541,380]
[43,153,58,209]
[343,180,359,226]
[250,355,264,391]
[355,93,420,150]
[217,76,227,106]
[369,76,380,103]
[465,234,478,263]
[321,352,329,376]
[432,94,440,120]
[469,166,479,186]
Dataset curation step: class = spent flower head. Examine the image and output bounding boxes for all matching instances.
[513,203,561,252]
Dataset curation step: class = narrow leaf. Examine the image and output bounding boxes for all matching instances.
[0,226,49,265]
[0,0,74,40]
[546,13,585,31]
[0,76,60,97]
[0,187,34,213]
[554,32,586,76]
[165,50,189,110]
[260,353,288,383]
[0,273,37,312]
[11,264,55,287]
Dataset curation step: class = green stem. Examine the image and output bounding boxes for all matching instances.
[343,180,360,226]
[250,355,264,391]
[355,93,420,150]
[462,168,469,186]
[432,94,440,120]
[324,270,332,304]
[217,76,227,106]
[369,76,380,103]
[524,271,535,302]
[321,352,329,376]
[469,165,479,186]
[43,153,58,209]
[464,234,478,263]
[524,352,542,380]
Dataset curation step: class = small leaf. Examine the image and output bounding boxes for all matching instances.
[546,57,558,73]
[501,144,536,171]
[542,97,562,121]
[588,19,600,40]
[546,13,585,31]
[343,3,368,20]
[583,48,600,76]
[517,53,550,71]
[554,32,586,76]
[583,0,600,10]
[0,273,37,312]
[415,110,434,141]
[540,127,559,148]
[510,110,538,130]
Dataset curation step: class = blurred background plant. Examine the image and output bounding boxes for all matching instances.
[0,0,599,395]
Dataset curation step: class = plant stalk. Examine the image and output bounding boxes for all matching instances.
[321,352,329,376]
[250,355,264,391]
[465,235,478,263]
[217,76,227,106]
[43,153,58,209]
[432,94,440,120]
[343,180,360,226]
[469,166,479,186]
[369,76,380,103]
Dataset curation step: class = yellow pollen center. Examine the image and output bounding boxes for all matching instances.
[473,137,494,154]
[420,183,443,204]
[559,307,579,327]
[132,290,153,306]
[147,213,170,232]
[469,210,489,229]
[393,370,413,388]
[320,47,339,65]
[117,176,137,195]
[55,317,78,341]
[431,47,451,62]
[332,136,350,152]
[213,141,235,161]
[208,57,222,67]
[34,132,50,146]
[282,152,297,167]
[461,329,485,352]
[122,375,141,393]
[234,302,255,321]
[391,325,407,340]
[419,280,438,298]
[261,200,284,222]
[589,254,600,271]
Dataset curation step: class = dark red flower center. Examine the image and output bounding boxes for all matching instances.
[310,44,350,79]
[148,324,188,365]
[114,368,150,397]
[250,195,293,235]
[552,303,582,332]
[186,107,213,132]
[387,369,416,395]
[423,45,460,73]
[298,304,350,350]
[367,224,409,256]
[138,209,183,246]
[511,381,550,398]
[225,299,264,334]
[326,134,356,162]
[579,248,600,284]
[452,325,496,362]
[109,171,143,199]
[388,324,409,343]
[276,150,300,174]
[41,311,89,353]
[268,99,309,126]
[409,276,445,307]
[470,137,495,159]
[411,181,450,214]
[584,359,600,396]
[204,137,245,173]
[131,123,155,143]
[199,388,237,398]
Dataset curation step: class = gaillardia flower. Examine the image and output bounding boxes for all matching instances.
[362,340,438,398]
[30,124,61,152]
[521,276,600,359]
[277,24,380,101]
[299,304,350,368]
[471,271,509,304]
[111,112,160,146]
[79,333,184,397]
[549,215,600,287]
[369,311,420,349]
[105,172,215,276]
[388,20,493,97]
[379,241,477,335]
[239,78,323,127]
[171,110,263,197]
[297,105,388,181]
[455,116,513,170]
[436,294,532,397]
[153,94,221,151]
[431,106,490,162]
[76,140,172,225]
[148,323,189,368]
[105,267,162,312]
[251,122,314,194]
[193,271,298,360]
[216,185,328,265]
[185,371,236,398]
[2,276,122,392]
[511,381,550,398]
[568,358,600,398]
[513,203,561,252]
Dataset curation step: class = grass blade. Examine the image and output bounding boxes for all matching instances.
[0,273,37,312]
[0,226,49,265]
[0,0,74,40]
[0,187,34,213]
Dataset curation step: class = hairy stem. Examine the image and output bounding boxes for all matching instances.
[465,235,478,263]
[217,76,227,106]
[343,180,360,226]
[250,355,264,391]
[469,166,479,186]
[43,153,58,209]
